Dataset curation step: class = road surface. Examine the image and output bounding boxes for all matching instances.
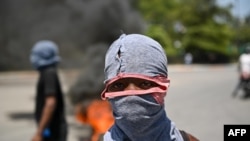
[0,64,249,141]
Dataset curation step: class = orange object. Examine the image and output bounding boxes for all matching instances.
[75,100,114,141]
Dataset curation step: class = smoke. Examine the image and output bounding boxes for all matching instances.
[65,0,145,46]
[64,0,146,105]
[67,43,108,105]
[0,0,145,70]
[1,0,145,104]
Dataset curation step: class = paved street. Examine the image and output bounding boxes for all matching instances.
[0,64,249,141]
[166,64,250,141]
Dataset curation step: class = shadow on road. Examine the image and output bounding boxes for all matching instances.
[8,111,34,120]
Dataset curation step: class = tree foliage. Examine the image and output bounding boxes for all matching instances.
[135,0,236,63]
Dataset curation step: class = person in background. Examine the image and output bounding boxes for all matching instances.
[100,34,199,141]
[30,40,68,141]
[232,46,250,98]
[184,52,193,65]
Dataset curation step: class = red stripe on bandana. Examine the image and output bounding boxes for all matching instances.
[101,73,170,104]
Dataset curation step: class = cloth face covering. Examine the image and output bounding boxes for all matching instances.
[102,34,184,141]
[103,94,183,141]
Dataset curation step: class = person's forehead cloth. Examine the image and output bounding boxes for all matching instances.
[104,34,168,83]
[102,34,169,100]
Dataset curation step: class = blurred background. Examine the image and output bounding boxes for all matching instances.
[0,0,250,141]
[0,0,250,71]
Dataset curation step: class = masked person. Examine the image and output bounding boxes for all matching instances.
[30,40,68,141]
[100,34,199,141]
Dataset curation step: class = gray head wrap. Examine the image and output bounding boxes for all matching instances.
[30,40,60,69]
[102,34,184,141]
[101,34,170,101]
[104,34,168,83]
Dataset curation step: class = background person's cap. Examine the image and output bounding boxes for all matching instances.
[30,40,60,69]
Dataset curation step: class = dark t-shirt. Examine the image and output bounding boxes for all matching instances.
[35,66,67,135]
